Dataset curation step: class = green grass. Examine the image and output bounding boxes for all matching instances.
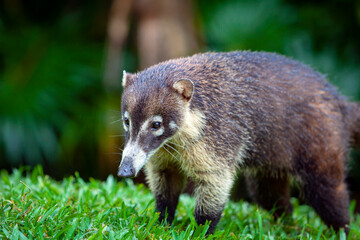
[1,167,359,239]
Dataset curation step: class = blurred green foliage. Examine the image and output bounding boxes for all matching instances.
[0,1,110,178]
[0,0,359,179]
[199,0,360,98]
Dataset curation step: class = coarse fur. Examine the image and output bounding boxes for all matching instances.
[119,51,360,235]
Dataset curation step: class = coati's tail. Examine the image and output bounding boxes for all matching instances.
[351,102,360,148]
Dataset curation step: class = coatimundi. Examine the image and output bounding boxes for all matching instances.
[118,51,360,235]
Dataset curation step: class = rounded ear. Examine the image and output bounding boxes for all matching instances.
[122,70,135,88]
[173,79,194,102]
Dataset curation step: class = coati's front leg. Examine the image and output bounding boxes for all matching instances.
[145,162,185,224]
[193,169,235,234]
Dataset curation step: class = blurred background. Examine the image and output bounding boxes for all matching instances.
[1,0,360,200]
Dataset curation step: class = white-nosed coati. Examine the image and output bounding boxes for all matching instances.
[118,51,360,235]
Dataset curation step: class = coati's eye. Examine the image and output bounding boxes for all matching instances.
[151,122,161,130]
[124,117,130,126]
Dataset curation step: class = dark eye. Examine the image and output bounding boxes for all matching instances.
[124,117,130,126]
[151,122,161,130]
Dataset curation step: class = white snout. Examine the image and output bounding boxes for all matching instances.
[121,141,148,175]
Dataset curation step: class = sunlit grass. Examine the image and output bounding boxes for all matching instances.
[1,166,359,239]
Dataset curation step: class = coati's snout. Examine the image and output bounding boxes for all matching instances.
[119,71,194,177]
[118,157,135,177]
[118,115,169,177]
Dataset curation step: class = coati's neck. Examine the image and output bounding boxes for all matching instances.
[171,105,206,147]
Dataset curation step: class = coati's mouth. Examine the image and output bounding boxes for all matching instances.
[118,139,169,178]
[118,142,149,178]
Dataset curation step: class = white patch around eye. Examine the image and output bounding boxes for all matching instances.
[139,115,164,134]
[122,70,127,87]
[152,127,164,137]
[169,121,178,130]
[139,119,151,134]
[123,111,130,131]
[150,115,164,136]
[152,115,163,122]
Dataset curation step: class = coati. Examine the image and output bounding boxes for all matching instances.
[118,51,360,235]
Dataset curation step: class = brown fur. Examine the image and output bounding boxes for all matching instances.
[120,51,360,235]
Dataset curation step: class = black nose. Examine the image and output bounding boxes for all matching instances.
[118,157,136,177]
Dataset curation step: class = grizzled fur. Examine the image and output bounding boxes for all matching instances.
[119,51,360,235]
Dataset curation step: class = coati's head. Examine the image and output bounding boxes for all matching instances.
[118,69,194,177]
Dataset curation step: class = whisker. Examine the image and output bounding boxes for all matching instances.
[107,110,122,119]
[164,143,181,156]
[111,152,122,155]
[162,145,179,161]
[167,141,185,149]
[115,141,125,148]
[110,119,122,124]
[109,134,126,137]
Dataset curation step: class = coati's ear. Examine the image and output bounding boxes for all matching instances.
[122,70,135,88]
[173,79,194,102]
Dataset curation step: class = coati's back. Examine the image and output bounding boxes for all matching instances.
[119,51,360,235]
[140,51,359,168]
